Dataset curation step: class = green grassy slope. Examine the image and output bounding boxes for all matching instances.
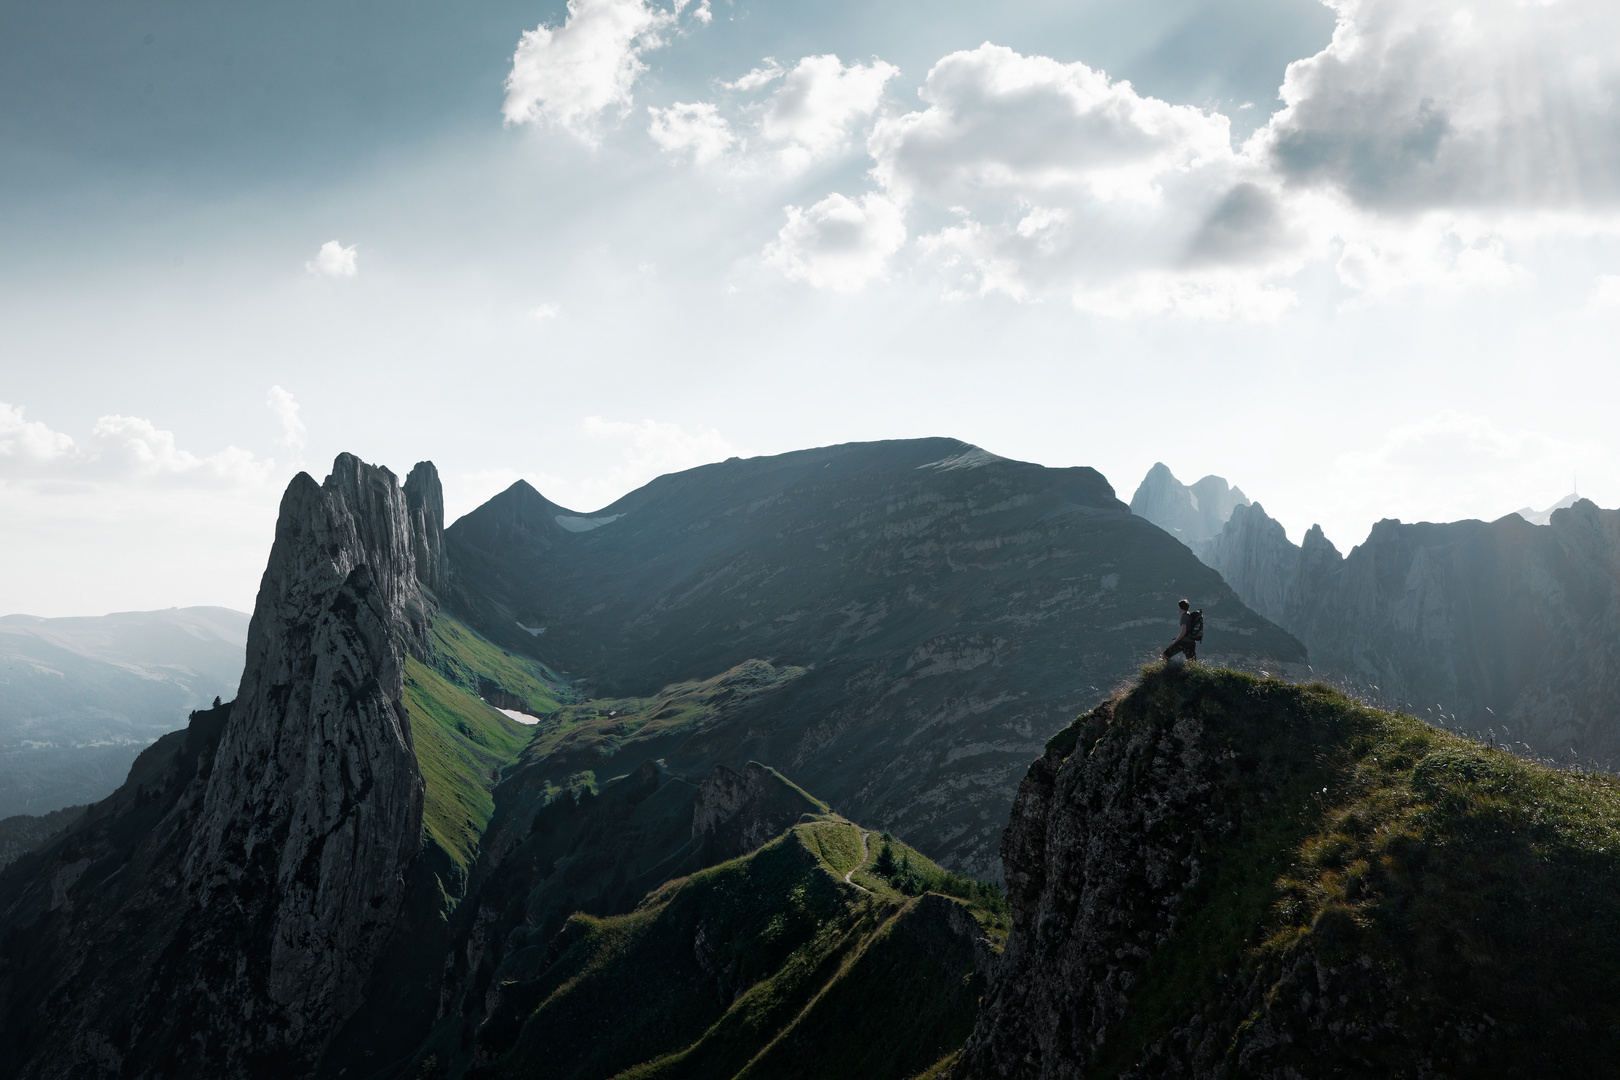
[514,659,805,802]
[404,658,533,873]
[472,819,1002,1080]
[1043,664,1620,1076]
[429,613,567,716]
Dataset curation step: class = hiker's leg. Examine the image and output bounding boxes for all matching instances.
[1185,641,1196,660]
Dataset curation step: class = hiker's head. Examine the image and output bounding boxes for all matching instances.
[1178,599,1190,611]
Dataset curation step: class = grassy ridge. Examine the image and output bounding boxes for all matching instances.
[1052,664,1620,1076]
[475,821,1000,1080]
[519,660,805,797]
[404,657,533,873]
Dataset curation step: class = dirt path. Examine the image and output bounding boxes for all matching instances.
[845,829,872,894]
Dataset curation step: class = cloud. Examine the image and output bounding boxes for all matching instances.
[647,101,737,164]
[0,401,76,473]
[306,240,358,278]
[503,0,689,141]
[1589,274,1620,309]
[0,400,276,489]
[760,55,898,171]
[530,302,563,320]
[1260,0,1620,213]
[266,386,306,458]
[647,54,896,173]
[721,60,784,92]
[763,192,907,292]
[871,44,1235,208]
[845,43,1299,316]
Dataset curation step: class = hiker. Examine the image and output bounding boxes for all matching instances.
[1163,599,1203,661]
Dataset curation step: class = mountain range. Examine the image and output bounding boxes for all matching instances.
[3,445,1619,1078]
[440,439,1302,875]
[0,606,247,818]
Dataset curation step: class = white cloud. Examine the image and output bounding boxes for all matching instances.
[0,401,76,473]
[1589,274,1620,308]
[306,240,358,278]
[647,54,896,173]
[531,302,563,320]
[721,60,784,92]
[503,0,687,142]
[647,101,737,163]
[0,400,276,489]
[266,386,306,457]
[763,191,907,292]
[871,44,1235,208]
[850,43,1300,316]
[1260,0,1620,213]
[761,55,899,171]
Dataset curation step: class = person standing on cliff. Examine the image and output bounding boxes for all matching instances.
[1163,599,1201,662]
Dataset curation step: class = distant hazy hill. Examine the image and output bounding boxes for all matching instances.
[1196,498,1620,766]
[444,438,1303,875]
[1129,461,1250,545]
[1514,492,1579,526]
[0,606,248,817]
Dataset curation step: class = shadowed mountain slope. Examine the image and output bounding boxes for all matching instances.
[1197,498,1620,766]
[443,438,1304,875]
[961,664,1620,1079]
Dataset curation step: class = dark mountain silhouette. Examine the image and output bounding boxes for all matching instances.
[442,438,1304,874]
[960,663,1620,1079]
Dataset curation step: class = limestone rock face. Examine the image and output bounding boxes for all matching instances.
[1198,498,1620,764]
[1129,462,1250,546]
[692,761,824,861]
[0,455,445,1079]
[956,709,1217,1080]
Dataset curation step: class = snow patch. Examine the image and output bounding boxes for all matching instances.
[555,513,625,532]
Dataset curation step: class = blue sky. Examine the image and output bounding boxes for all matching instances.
[3,0,1618,615]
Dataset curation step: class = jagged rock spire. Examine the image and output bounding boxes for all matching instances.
[175,454,445,1067]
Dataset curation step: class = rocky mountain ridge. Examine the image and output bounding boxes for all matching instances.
[443,438,1303,875]
[1128,462,1250,545]
[1196,497,1620,765]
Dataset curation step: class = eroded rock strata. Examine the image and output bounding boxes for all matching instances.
[0,455,443,1079]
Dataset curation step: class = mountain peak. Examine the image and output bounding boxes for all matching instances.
[1130,463,1251,544]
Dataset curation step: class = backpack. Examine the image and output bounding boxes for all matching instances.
[1188,610,1204,641]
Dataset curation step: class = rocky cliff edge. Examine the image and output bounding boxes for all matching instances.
[0,454,444,1079]
[958,663,1620,1079]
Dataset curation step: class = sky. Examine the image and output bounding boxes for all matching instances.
[2,0,1619,616]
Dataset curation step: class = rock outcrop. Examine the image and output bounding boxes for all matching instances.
[0,455,445,1079]
[691,760,826,862]
[1196,498,1620,765]
[958,663,1620,1079]
[1129,462,1250,545]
